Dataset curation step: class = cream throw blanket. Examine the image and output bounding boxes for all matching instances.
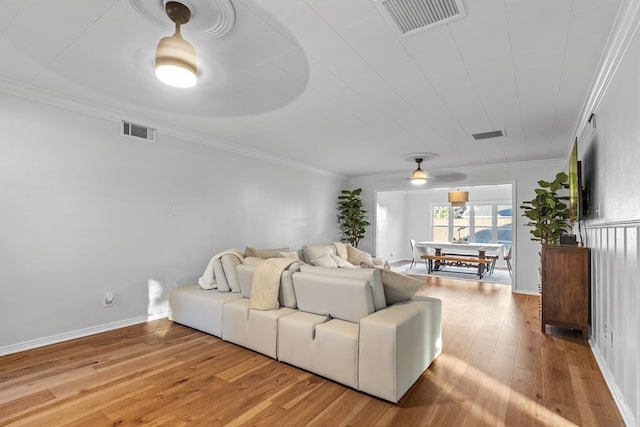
[250,258,298,310]
[198,248,244,290]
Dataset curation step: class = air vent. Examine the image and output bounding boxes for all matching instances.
[375,0,466,37]
[472,130,506,141]
[121,121,156,142]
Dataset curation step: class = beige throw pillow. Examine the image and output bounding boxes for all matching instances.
[380,270,424,305]
[311,253,338,267]
[332,242,349,260]
[346,244,374,267]
[244,246,261,258]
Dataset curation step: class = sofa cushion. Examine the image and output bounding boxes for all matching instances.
[278,311,329,372]
[298,265,386,310]
[302,244,336,264]
[380,270,424,305]
[221,298,296,359]
[293,272,375,322]
[168,285,242,337]
[313,319,359,388]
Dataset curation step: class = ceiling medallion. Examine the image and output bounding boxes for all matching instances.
[128,0,235,40]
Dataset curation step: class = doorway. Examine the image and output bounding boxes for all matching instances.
[375,184,513,286]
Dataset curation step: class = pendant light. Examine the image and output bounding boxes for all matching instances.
[448,190,469,206]
[155,2,198,88]
[411,158,428,185]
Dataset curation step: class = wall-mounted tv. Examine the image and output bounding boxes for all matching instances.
[569,138,591,223]
[568,138,582,223]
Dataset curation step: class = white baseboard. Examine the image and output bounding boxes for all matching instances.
[0,312,168,357]
[590,338,636,426]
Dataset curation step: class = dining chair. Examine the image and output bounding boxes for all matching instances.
[414,243,430,270]
[504,246,513,276]
[409,239,418,269]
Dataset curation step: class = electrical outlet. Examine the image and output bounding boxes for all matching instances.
[172,205,184,216]
[104,291,114,307]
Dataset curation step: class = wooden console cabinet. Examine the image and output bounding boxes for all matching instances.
[540,245,589,339]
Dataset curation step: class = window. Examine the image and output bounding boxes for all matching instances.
[431,202,512,247]
[452,206,469,242]
[473,205,493,243]
[432,205,449,242]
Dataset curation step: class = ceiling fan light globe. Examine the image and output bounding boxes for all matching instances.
[411,168,427,184]
[155,34,198,88]
[155,64,197,88]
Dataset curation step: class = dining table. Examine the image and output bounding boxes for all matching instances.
[416,241,506,278]
[416,241,506,259]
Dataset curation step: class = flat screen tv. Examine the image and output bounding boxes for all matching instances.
[568,138,582,223]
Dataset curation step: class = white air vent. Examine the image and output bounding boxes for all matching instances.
[121,121,156,142]
[375,0,466,37]
[472,130,506,141]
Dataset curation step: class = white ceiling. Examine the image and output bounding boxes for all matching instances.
[0,0,622,177]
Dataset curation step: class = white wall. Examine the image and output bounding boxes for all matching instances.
[376,191,406,261]
[577,10,640,424]
[0,92,346,353]
[351,159,565,294]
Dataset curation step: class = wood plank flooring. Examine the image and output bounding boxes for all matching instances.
[0,278,625,426]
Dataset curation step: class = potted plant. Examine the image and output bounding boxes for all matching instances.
[520,171,571,245]
[337,188,370,248]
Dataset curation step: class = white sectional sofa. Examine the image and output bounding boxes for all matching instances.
[168,244,442,403]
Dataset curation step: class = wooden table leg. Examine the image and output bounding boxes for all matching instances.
[434,248,442,271]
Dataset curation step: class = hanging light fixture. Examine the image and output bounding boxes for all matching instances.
[448,190,469,206]
[402,152,438,185]
[155,1,198,88]
[411,158,428,185]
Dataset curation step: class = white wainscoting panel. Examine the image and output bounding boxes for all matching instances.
[586,221,640,426]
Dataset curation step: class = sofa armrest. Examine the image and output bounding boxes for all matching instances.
[358,296,442,403]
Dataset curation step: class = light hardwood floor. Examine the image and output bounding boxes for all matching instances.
[0,278,625,426]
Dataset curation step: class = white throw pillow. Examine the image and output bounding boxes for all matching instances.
[330,253,356,268]
[311,253,338,267]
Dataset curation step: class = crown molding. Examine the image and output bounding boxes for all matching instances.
[0,78,344,179]
[573,0,640,145]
